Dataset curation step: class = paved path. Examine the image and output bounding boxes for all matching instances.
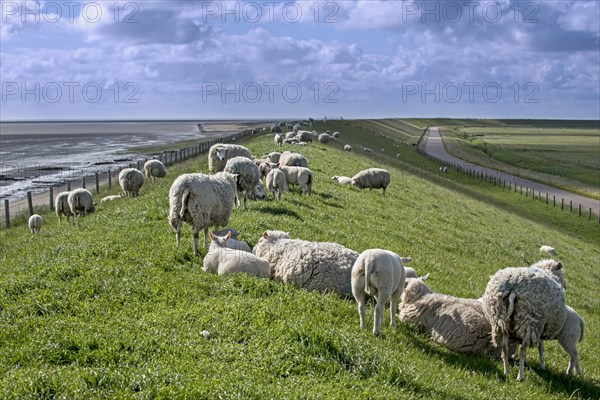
[424,127,600,215]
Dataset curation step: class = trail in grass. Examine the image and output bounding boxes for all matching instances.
[424,127,600,215]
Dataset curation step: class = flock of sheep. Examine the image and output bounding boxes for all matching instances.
[27,128,584,383]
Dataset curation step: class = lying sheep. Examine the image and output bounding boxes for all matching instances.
[400,276,502,357]
[168,172,237,255]
[280,166,313,195]
[274,134,283,147]
[266,168,287,201]
[296,130,313,144]
[481,259,567,381]
[363,147,373,153]
[28,214,43,235]
[144,159,167,182]
[208,144,252,172]
[278,151,309,168]
[538,305,584,375]
[207,231,251,252]
[331,175,352,185]
[285,132,296,140]
[318,133,332,144]
[351,249,411,336]
[253,230,359,295]
[100,193,123,203]
[54,191,73,224]
[540,245,557,256]
[224,156,261,209]
[344,144,352,152]
[67,188,96,218]
[203,231,270,277]
[119,168,144,198]
[212,227,240,240]
[351,168,391,196]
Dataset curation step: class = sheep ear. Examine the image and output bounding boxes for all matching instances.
[225,231,231,240]
[554,261,562,270]
[421,273,430,281]
[263,231,269,239]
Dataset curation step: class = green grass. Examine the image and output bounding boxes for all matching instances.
[1,126,599,399]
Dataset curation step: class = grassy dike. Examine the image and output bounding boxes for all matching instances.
[1,127,598,399]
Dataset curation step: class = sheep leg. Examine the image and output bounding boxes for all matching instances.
[356,297,366,330]
[373,295,387,336]
[193,228,199,256]
[389,288,402,327]
[501,338,511,376]
[175,225,181,247]
[382,187,386,196]
[517,341,527,381]
[561,339,581,375]
[538,341,546,369]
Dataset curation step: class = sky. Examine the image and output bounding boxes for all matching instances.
[1,0,599,120]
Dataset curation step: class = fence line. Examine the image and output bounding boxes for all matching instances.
[1,128,256,228]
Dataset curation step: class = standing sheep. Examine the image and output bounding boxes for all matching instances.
[318,133,332,144]
[266,169,287,201]
[274,134,283,147]
[344,144,352,152]
[351,168,391,196]
[168,172,237,256]
[278,151,309,168]
[224,156,261,210]
[267,152,281,164]
[253,230,359,295]
[54,191,73,224]
[351,249,411,336]
[280,166,313,195]
[208,144,252,173]
[119,168,144,198]
[538,305,584,375]
[481,259,567,381]
[144,159,167,182]
[67,188,96,218]
[28,214,43,235]
[203,231,270,277]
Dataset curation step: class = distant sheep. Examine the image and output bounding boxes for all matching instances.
[351,168,390,196]
[396,153,401,159]
[271,124,281,133]
[208,144,252,172]
[224,156,261,209]
[280,166,313,195]
[318,133,332,144]
[278,151,309,168]
[101,194,123,203]
[363,147,373,153]
[144,159,167,182]
[538,305,584,375]
[285,132,296,140]
[333,132,340,138]
[331,175,352,185]
[28,214,43,235]
[274,134,283,147]
[540,245,557,256]
[203,231,270,277]
[119,168,144,198]
[55,191,73,224]
[266,169,287,201]
[67,188,96,218]
[296,130,313,144]
[344,144,352,152]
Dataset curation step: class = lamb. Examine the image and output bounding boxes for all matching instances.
[351,168,391,196]
[278,151,309,168]
[100,193,123,203]
[203,231,270,277]
[267,152,281,164]
[208,144,252,172]
[168,172,237,255]
[253,230,359,295]
[207,231,251,252]
[481,259,568,381]
[331,175,352,185]
[274,134,283,147]
[28,214,43,235]
[399,276,502,357]
[143,159,167,182]
[363,147,373,153]
[351,249,411,336]
[318,133,332,144]
[67,188,96,218]
[540,245,557,256]
[119,168,144,198]
[223,156,261,209]
[266,168,287,201]
[404,266,419,279]
[211,227,240,240]
[54,191,73,224]
[538,305,584,375]
[280,166,313,195]
[344,144,352,152]
[256,160,272,180]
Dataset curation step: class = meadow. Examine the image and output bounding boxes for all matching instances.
[1,123,599,399]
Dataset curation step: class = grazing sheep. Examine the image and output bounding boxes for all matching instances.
[224,156,261,209]
[351,249,411,336]
[274,134,283,147]
[256,160,272,180]
[100,193,123,203]
[67,188,96,218]
[208,144,252,173]
[119,168,144,198]
[144,159,167,182]
[203,231,270,277]
[396,153,401,159]
[363,147,373,153]
[481,259,567,381]
[248,181,267,201]
[351,168,391,196]
[318,133,332,144]
[267,152,281,164]
[278,151,309,168]
[540,245,557,256]
[344,144,352,152]
[54,191,73,224]
[208,231,252,252]
[168,172,237,255]
[28,214,43,235]
[331,175,352,185]
[280,166,313,195]
[253,230,359,295]
[333,132,340,138]
[266,168,287,201]
[296,130,313,144]
[399,276,502,357]
[538,305,584,375]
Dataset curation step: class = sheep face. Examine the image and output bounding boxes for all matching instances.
[209,230,232,247]
[216,148,228,161]
[252,182,267,199]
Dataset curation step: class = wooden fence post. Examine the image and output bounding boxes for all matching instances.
[67,180,71,191]
[49,187,54,210]
[95,172,100,193]
[82,176,86,189]
[108,169,112,189]
[4,199,10,228]
[27,191,33,216]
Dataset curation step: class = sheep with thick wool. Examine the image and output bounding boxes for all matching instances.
[538,305,584,375]
[55,191,73,224]
[296,130,314,144]
[28,214,43,235]
[253,230,359,295]
[224,156,261,209]
[278,151,309,168]
[208,144,252,172]
[280,166,313,195]
[351,249,411,336]
[168,172,237,256]
[119,168,144,198]
[351,168,391,196]
[67,188,96,218]
[144,159,167,182]
[481,259,567,381]
[399,276,502,357]
[266,168,287,201]
[344,144,352,152]
[203,231,270,277]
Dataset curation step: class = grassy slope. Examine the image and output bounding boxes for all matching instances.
[1,127,599,399]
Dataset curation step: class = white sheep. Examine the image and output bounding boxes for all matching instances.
[351,249,411,336]
[344,144,352,152]
[274,134,283,147]
[396,153,401,159]
[540,245,557,256]
[256,160,272,180]
[168,172,237,255]
[248,180,267,201]
[211,227,240,240]
[481,259,567,381]
[67,188,96,218]
[285,131,296,140]
[253,230,359,295]
[399,276,503,357]
[296,130,313,144]
[331,176,352,185]
[333,132,340,138]
[278,151,309,168]
[144,159,167,182]
[266,168,287,201]
[280,166,313,195]
[363,147,373,153]
[538,305,584,375]
[318,133,332,144]
[54,191,73,224]
[203,231,270,277]
[224,156,261,209]
[119,168,144,198]
[351,168,391,196]
[28,214,43,235]
[100,193,123,203]
[207,231,251,252]
[267,152,281,164]
[208,144,252,172]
